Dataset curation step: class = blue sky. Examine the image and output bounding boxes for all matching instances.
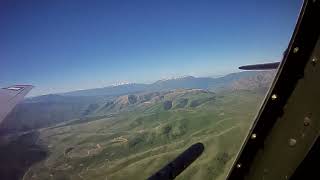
[0,0,301,96]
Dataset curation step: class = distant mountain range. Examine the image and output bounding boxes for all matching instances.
[0,71,275,134]
[61,71,273,97]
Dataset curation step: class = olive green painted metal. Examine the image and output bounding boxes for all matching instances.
[244,37,320,180]
[227,1,320,179]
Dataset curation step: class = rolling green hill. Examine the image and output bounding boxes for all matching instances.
[0,71,274,133]
[19,89,266,180]
[0,71,275,180]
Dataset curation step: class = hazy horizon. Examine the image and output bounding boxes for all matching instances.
[26,70,242,97]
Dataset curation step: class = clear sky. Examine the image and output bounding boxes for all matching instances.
[0,0,302,96]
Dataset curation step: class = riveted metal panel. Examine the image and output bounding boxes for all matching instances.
[227,0,320,179]
[245,35,320,180]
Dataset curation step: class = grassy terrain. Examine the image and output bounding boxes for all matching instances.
[23,89,265,180]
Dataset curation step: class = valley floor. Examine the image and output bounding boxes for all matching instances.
[22,90,264,180]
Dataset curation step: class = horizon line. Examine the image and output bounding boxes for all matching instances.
[25,70,256,98]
